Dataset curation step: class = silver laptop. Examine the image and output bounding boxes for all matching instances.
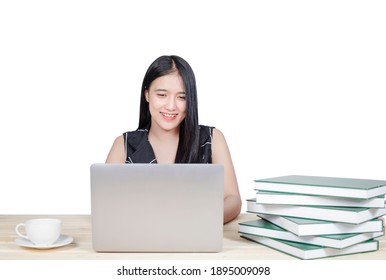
[90,163,224,252]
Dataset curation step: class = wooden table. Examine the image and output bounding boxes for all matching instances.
[1,214,385,260]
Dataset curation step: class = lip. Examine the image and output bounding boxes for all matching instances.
[160,112,178,121]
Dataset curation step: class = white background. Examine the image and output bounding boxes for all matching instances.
[0,0,385,215]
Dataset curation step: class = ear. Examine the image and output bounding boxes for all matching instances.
[144,89,149,102]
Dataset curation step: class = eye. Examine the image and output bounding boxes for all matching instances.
[156,93,166,98]
[178,94,186,101]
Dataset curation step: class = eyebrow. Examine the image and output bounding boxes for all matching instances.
[155,88,186,94]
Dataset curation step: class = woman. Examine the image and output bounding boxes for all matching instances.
[106,55,241,224]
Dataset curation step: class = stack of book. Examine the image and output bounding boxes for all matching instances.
[239,175,386,259]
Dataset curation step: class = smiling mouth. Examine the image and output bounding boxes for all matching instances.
[161,112,178,120]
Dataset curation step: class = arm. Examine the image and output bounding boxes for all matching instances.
[105,136,126,163]
[212,128,242,224]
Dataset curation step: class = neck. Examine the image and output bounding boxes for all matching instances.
[148,125,180,143]
[148,124,181,164]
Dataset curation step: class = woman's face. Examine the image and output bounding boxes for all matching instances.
[145,72,187,133]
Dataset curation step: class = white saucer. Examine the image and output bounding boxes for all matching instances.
[15,235,74,249]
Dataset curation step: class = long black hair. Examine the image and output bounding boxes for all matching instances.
[138,55,200,163]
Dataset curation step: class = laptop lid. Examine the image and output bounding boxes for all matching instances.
[90,163,224,252]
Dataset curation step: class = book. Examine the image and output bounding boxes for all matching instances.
[247,199,386,224]
[258,213,384,236]
[255,191,385,208]
[240,234,379,260]
[238,219,384,249]
[254,175,386,199]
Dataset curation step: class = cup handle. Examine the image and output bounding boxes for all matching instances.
[15,223,29,240]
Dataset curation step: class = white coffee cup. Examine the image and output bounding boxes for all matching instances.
[15,218,62,246]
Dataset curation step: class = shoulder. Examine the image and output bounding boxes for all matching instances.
[113,135,124,146]
[106,135,125,163]
[199,125,214,132]
[106,128,150,164]
[198,125,228,146]
[198,125,214,139]
[123,128,148,140]
[212,128,227,147]
[211,127,231,162]
[123,128,149,147]
[212,127,224,139]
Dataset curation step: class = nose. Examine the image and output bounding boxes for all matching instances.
[165,96,177,111]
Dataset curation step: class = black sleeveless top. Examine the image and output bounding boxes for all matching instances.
[123,125,214,164]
